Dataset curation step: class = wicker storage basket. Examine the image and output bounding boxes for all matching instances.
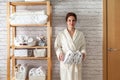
[34,49,46,57]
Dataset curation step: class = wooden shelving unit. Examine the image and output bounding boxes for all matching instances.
[7,1,52,80]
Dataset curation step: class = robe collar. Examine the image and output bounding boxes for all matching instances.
[64,28,78,41]
[63,28,78,50]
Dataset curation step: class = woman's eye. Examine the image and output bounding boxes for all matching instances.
[72,20,76,22]
[68,20,75,22]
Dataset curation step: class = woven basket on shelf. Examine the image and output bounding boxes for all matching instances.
[33,49,46,57]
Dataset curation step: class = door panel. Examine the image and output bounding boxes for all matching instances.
[107,0,120,80]
[108,53,120,80]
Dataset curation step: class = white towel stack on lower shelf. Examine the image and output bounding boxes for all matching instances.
[29,66,46,80]
[63,50,83,64]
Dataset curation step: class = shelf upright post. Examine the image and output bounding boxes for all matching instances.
[11,4,16,78]
[7,2,11,80]
[46,1,52,80]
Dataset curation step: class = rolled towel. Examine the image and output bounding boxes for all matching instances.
[19,64,28,72]
[29,68,36,76]
[36,67,46,76]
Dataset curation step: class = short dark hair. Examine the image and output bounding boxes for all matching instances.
[65,12,77,21]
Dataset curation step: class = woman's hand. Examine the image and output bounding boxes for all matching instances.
[59,53,64,61]
[82,53,86,61]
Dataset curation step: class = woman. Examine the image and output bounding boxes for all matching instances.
[54,12,86,80]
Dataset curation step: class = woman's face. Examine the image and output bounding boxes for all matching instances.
[66,16,76,28]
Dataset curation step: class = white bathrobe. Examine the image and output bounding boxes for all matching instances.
[54,29,86,80]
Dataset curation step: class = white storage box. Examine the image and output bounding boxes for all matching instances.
[14,49,28,57]
[34,49,46,57]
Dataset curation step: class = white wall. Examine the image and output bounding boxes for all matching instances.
[0,0,102,80]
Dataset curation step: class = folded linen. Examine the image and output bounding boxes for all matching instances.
[10,10,48,25]
[63,50,83,64]
[10,14,48,25]
[10,10,45,17]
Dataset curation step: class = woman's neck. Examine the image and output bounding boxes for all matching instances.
[67,27,75,32]
[67,27,75,38]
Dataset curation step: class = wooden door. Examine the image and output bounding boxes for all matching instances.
[103,0,120,80]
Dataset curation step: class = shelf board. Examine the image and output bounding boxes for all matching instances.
[14,56,48,60]
[10,45,48,49]
[10,24,47,27]
[10,1,48,6]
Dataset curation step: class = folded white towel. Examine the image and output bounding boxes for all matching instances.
[63,50,82,64]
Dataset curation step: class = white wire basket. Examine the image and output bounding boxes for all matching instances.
[33,49,46,57]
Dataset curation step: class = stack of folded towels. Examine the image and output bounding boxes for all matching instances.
[63,50,83,64]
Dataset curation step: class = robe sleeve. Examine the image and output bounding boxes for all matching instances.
[54,33,63,60]
[80,32,86,55]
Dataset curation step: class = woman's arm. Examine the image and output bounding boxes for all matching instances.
[54,33,64,61]
[80,33,86,61]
